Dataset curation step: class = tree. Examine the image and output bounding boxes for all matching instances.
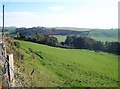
[105,42,120,54]
[73,37,96,49]
[19,32,26,39]
[93,41,104,51]
[65,36,74,46]
[45,36,58,46]
[14,42,21,48]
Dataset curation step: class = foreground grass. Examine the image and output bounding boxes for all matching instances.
[14,40,118,87]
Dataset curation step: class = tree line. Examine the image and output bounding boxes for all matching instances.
[16,33,58,47]
[64,36,119,55]
[13,27,89,36]
[14,33,120,55]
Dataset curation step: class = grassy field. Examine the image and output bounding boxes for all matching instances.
[52,35,118,43]
[14,40,118,87]
[47,27,91,31]
[88,29,118,42]
[89,36,118,42]
[50,35,66,42]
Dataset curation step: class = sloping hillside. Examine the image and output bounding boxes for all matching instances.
[88,29,118,42]
[14,27,89,36]
[51,29,118,42]
[11,40,118,87]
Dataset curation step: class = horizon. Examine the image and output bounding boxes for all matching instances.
[0,26,118,29]
[0,0,119,29]
[0,26,119,31]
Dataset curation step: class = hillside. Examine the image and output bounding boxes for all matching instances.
[3,26,118,42]
[14,27,89,36]
[88,29,118,42]
[49,27,91,31]
[53,29,118,42]
[0,26,17,33]
[10,40,118,87]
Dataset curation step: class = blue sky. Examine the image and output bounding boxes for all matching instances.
[0,0,119,28]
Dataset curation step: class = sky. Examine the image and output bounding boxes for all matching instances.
[0,0,119,29]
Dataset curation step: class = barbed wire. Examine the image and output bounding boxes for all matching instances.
[0,1,24,88]
[4,56,24,88]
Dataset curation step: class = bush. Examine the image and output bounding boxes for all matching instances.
[14,42,21,48]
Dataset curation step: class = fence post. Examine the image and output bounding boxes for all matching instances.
[7,54,14,87]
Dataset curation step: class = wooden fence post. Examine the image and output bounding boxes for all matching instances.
[7,54,14,87]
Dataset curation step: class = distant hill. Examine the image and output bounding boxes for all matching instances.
[14,27,90,36]
[2,26,118,42]
[48,27,92,31]
[88,29,118,42]
[49,28,118,42]
[0,26,17,33]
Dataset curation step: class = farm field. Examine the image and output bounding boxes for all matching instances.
[50,27,91,31]
[88,29,118,42]
[50,35,66,42]
[51,29,118,42]
[89,36,118,42]
[13,40,118,87]
[51,35,118,43]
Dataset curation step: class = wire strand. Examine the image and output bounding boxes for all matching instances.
[4,56,24,88]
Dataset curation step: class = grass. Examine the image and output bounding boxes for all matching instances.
[51,27,91,31]
[51,35,118,43]
[14,40,118,87]
[88,29,118,42]
[89,36,118,42]
[50,35,66,42]
[51,29,118,42]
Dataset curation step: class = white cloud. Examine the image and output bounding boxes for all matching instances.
[48,6,64,11]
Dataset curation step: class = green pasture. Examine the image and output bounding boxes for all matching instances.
[14,40,118,87]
